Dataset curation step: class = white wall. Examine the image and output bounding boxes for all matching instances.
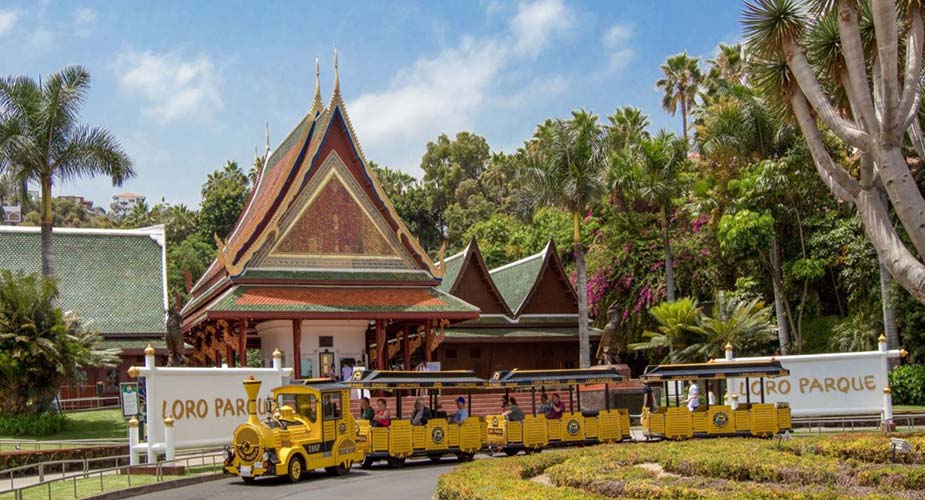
[255,319,368,377]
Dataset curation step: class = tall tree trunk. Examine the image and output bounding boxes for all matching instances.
[879,258,899,349]
[40,177,55,280]
[572,211,590,368]
[769,235,790,355]
[680,96,688,142]
[660,206,676,302]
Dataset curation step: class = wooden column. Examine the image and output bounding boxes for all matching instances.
[376,320,386,370]
[424,321,433,363]
[402,325,411,370]
[226,344,235,367]
[292,319,302,379]
[238,319,248,367]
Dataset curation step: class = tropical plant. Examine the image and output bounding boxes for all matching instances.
[0,271,119,415]
[656,52,703,141]
[742,0,925,316]
[630,297,701,358]
[609,130,689,301]
[526,110,606,368]
[0,66,134,279]
[677,291,776,361]
[198,160,249,243]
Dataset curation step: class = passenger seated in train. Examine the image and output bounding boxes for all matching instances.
[433,401,447,419]
[359,397,374,421]
[547,394,565,419]
[372,398,391,427]
[411,398,432,425]
[451,396,468,424]
[503,398,525,422]
[538,393,552,415]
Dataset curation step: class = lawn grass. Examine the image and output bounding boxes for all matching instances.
[894,405,925,412]
[0,410,126,451]
[0,462,223,500]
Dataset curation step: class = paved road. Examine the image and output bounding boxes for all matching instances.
[132,458,461,500]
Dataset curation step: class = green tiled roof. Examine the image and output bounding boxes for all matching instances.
[437,251,465,292]
[489,251,545,312]
[0,227,166,335]
[206,285,479,314]
[238,268,436,283]
[100,338,193,351]
[445,327,602,339]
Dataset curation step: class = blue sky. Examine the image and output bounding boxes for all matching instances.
[0,0,743,209]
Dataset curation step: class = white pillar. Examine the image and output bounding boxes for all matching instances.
[878,334,888,353]
[272,348,282,370]
[142,344,160,464]
[164,417,175,461]
[883,387,894,430]
[128,417,140,466]
[730,393,739,411]
[724,342,734,361]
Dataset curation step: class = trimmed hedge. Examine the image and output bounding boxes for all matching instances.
[0,412,67,437]
[0,446,128,476]
[436,433,925,499]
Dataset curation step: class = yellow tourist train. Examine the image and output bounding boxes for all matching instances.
[485,367,631,455]
[222,376,364,482]
[345,370,486,468]
[639,359,792,440]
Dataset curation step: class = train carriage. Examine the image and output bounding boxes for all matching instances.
[639,359,792,440]
[223,376,365,483]
[486,367,630,455]
[346,370,487,468]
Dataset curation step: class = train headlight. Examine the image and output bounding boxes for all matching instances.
[262,451,270,462]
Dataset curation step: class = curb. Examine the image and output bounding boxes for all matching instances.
[83,473,226,500]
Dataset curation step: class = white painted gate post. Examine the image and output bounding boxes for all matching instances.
[128,417,140,465]
[164,417,175,461]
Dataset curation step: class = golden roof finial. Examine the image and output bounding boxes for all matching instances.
[333,46,340,95]
[312,57,322,109]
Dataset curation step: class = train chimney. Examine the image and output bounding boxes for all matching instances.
[243,375,262,425]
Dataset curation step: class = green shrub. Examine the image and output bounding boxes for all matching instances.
[889,364,925,406]
[0,446,127,476]
[0,412,68,436]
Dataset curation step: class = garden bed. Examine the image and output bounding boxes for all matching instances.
[435,433,925,499]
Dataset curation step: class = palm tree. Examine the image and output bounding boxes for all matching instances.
[630,297,701,360]
[677,291,775,362]
[606,106,650,151]
[656,52,703,142]
[526,110,606,368]
[0,66,134,279]
[609,130,688,302]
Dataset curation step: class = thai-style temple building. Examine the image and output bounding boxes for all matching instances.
[180,62,479,378]
[435,238,600,377]
[181,61,594,378]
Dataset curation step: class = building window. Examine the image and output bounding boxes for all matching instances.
[446,349,457,359]
[469,348,481,359]
[319,336,334,348]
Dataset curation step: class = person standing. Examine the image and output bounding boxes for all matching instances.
[642,384,658,412]
[686,380,700,411]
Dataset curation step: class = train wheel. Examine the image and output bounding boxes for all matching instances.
[326,463,351,476]
[287,456,305,483]
[456,452,474,462]
[361,457,375,469]
[503,448,519,457]
[387,456,406,468]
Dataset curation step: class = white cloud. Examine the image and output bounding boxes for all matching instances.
[30,27,54,51]
[74,8,96,37]
[602,23,634,72]
[116,50,223,122]
[349,0,574,171]
[0,10,16,35]
[510,0,572,57]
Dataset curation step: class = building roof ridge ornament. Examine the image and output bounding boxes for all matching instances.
[313,57,323,110]
[332,46,340,97]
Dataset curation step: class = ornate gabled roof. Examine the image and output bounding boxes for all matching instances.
[488,240,578,317]
[437,238,511,316]
[0,225,167,335]
[183,62,444,322]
